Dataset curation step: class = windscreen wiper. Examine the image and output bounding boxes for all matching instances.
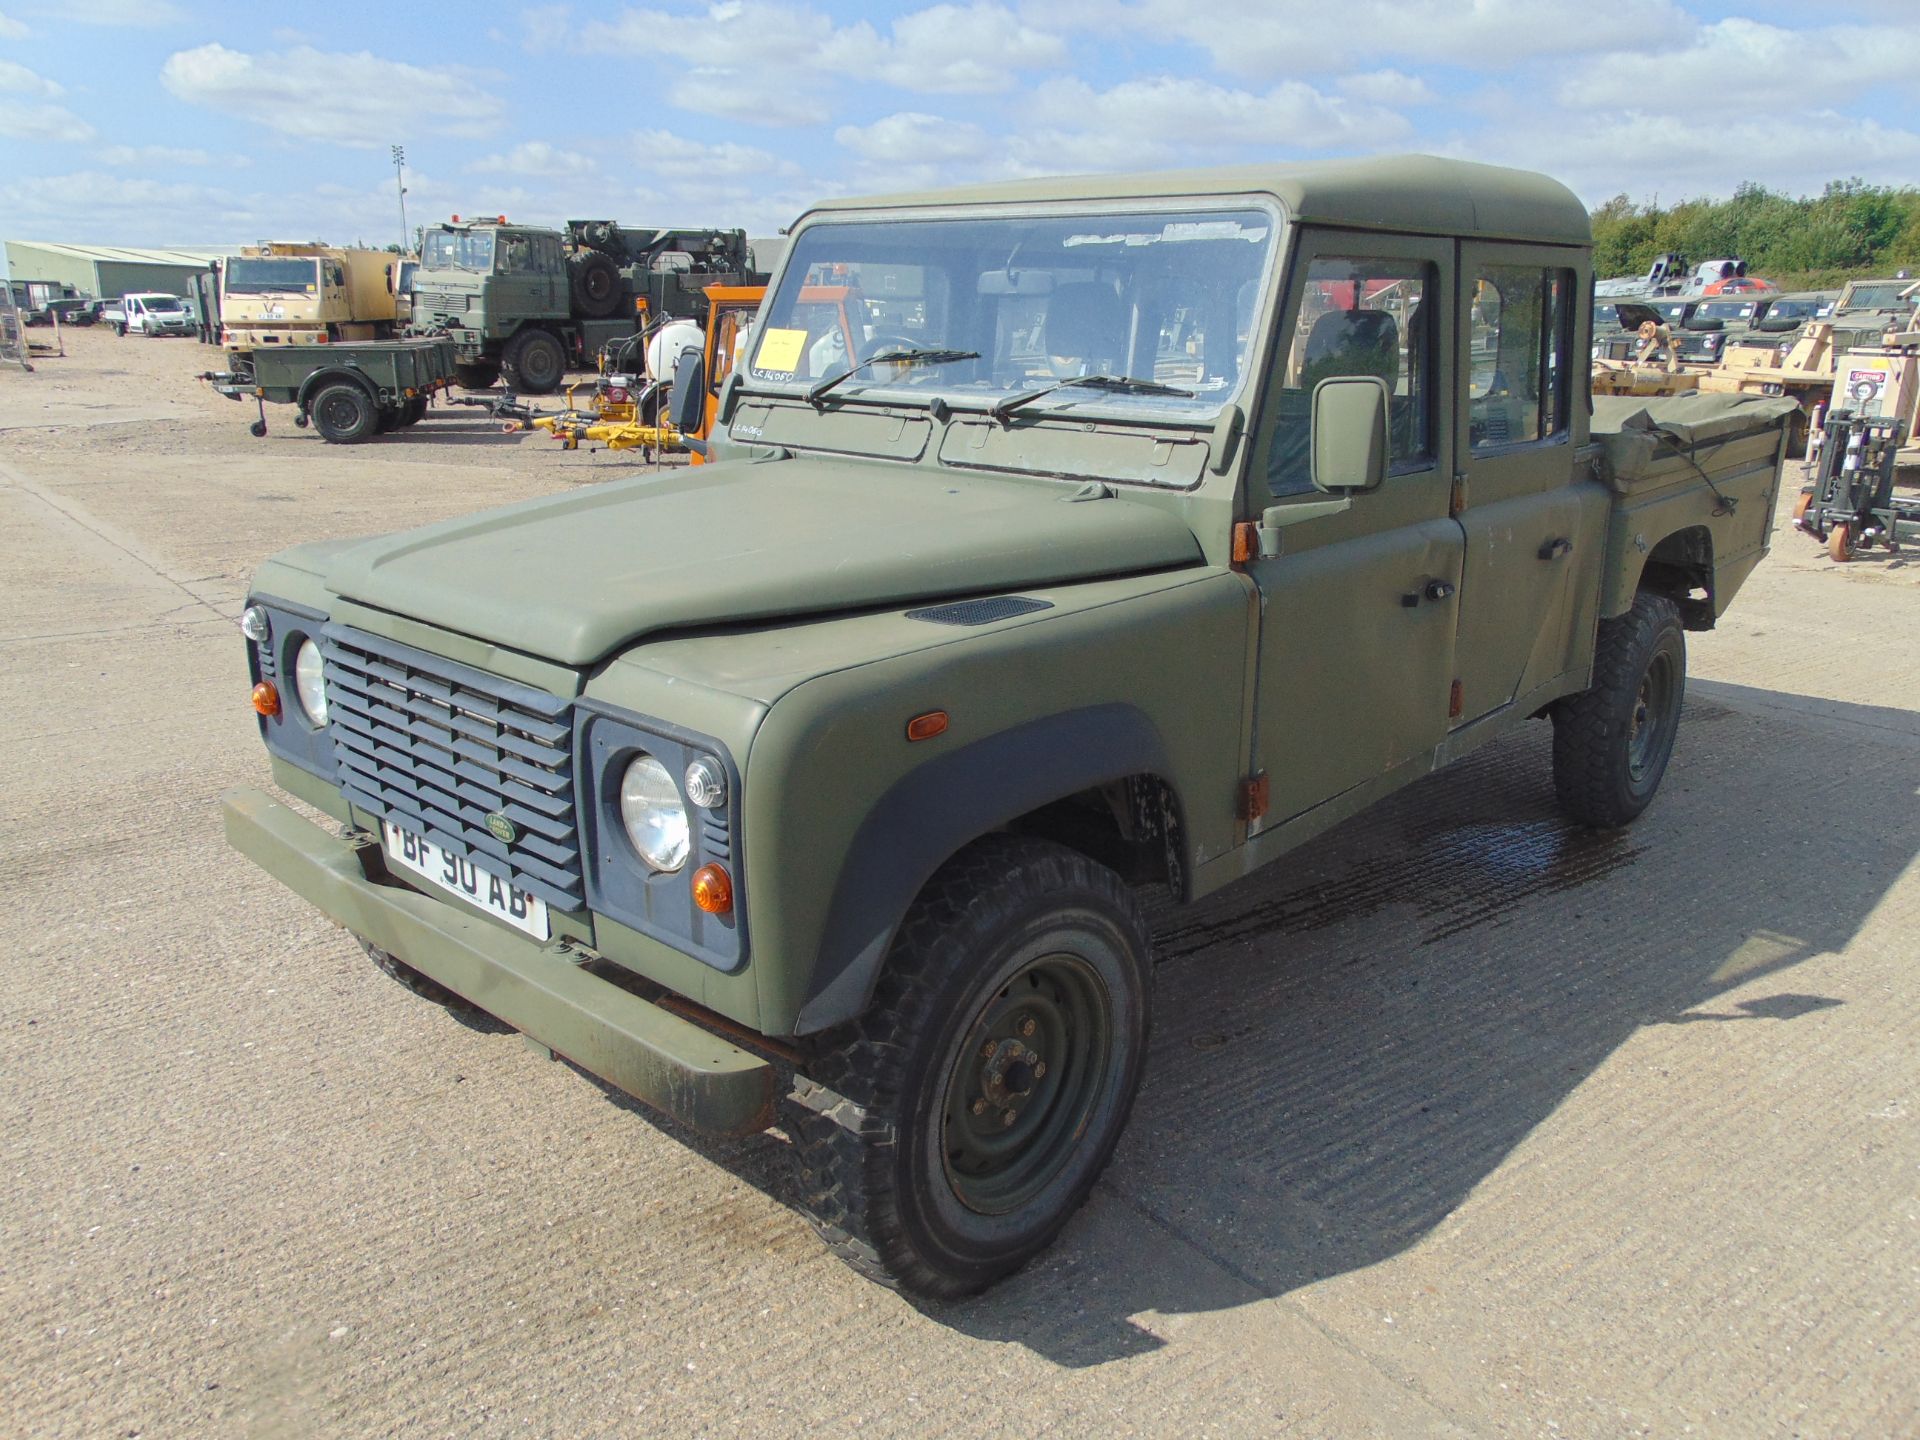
[988,373,1196,423]
[806,348,980,405]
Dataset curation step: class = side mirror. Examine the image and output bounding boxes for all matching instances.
[671,348,706,435]
[1310,375,1389,493]
[715,369,743,427]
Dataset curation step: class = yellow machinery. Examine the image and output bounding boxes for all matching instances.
[503,373,685,455]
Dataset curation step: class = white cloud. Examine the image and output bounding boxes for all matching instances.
[1561,19,1920,113]
[161,43,504,147]
[0,11,28,39]
[98,143,222,167]
[0,59,60,96]
[633,128,798,179]
[1056,0,1693,75]
[1467,108,1920,204]
[1024,76,1410,166]
[834,112,993,166]
[468,141,598,177]
[1338,70,1436,107]
[0,101,95,142]
[591,1,1065,125]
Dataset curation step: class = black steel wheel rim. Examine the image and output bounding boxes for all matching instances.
[317,393,360,433]
[1627,649,1677,782]
[940,952,1113,1216]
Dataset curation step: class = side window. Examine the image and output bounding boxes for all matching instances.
[534,236,565,274]
[1469,265,1572,449]
[1267,257,1433,498]
[497,235,532,274]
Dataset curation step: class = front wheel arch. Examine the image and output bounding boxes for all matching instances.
[794,704,1179,1036]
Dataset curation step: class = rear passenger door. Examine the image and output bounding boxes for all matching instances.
[1246,229,1463,826]
[1450,244,1605,726]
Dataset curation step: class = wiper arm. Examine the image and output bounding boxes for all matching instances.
[988,373,1196,423]
[806,347,980,405]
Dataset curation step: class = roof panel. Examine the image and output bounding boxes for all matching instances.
[799,154,1591,247]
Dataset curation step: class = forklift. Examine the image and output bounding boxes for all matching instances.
[1792,409,1919,560]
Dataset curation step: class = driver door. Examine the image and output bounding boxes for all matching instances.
[1245,229,1463,829]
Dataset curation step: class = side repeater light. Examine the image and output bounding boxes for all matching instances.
[250,681,281,717]
[906,711,949,742]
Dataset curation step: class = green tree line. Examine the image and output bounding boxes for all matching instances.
[1591,180,1920,292]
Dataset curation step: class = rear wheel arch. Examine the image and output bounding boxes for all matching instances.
[792,705,1182,1036]
[1626,524,1716,630]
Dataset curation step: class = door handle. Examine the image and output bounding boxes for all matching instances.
[1402,578,1456,607]
[1539,537,1574,561]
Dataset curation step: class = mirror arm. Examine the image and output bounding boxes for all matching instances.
[1256,497,1350,556]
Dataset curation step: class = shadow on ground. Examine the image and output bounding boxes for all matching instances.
[443,682,1920,1366]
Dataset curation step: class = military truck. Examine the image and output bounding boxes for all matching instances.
[409,216,759,393]
[220,242,401,348]
[222,156,1797,1298]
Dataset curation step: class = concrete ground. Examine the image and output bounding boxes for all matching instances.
[2,330,1916,1438]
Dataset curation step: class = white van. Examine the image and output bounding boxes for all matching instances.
[113,293,195,337]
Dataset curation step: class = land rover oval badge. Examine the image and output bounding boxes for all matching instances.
[485,811,517,844]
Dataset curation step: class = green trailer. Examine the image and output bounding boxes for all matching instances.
[202,336,459,442]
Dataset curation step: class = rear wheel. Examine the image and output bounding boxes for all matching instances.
[789,835,1152,1298]
[309,383,377,444]
[502,328,567,394]
[400,395,427,426]
[1552,591,1686,829]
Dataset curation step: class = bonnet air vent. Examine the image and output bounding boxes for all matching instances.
[906,596,1054,627]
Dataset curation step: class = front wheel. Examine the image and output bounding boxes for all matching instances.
[789,835,1152,1298]
[501,329,567,394]
[453,360,501,390]
[1552,591,1686,829]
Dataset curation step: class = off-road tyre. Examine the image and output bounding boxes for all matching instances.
[309,383,377,444]
[501,328,567,395]
[1552,591,1686,829]
[788,835,1152,1298]
[112,322,126,336]
[453,360,501,390]
[568,251,622,319]
[399,395,428,426]
[375,406,401,434]
[355,935,470,1007]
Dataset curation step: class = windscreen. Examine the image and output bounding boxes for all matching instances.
[422,229,496,273]
[144,296,183,311]
[749,206,1277,417]
[225,258,320,294]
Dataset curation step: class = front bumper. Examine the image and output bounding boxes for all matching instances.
[221,786,777,1135]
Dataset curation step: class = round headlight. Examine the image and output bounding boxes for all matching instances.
[293,638,328,726]
[684,756,726,810]
[241,605,271,644]
[620,754,688,872]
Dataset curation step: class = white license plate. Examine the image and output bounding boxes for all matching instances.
[381,820,550,941]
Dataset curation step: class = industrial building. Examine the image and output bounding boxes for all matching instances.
[2,240,237,300]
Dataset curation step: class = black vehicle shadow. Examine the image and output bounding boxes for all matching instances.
[449,681,1919,1367]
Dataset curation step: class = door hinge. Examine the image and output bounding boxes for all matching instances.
[1450,473,1469,516]
[1237,771,1270,822]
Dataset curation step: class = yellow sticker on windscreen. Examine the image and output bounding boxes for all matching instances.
[754,327,809,374]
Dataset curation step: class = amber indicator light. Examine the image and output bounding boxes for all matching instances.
[906,711,949,742]
[691,864,734,915]
[250,681,281,718]
[1231,520,1258,565]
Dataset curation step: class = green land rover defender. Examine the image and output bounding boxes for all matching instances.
[225,156,1796,1297]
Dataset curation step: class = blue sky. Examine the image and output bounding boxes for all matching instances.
[3,0,1917,253]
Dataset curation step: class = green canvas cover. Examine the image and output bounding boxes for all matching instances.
[1591,392,1798,489]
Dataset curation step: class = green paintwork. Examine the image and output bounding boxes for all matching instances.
[226,155,1797,1128]
[321,460,1203,667]
[220,785,777,1135]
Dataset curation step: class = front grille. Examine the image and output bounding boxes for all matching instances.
[415,290,467,321]
[320,625,583,911]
